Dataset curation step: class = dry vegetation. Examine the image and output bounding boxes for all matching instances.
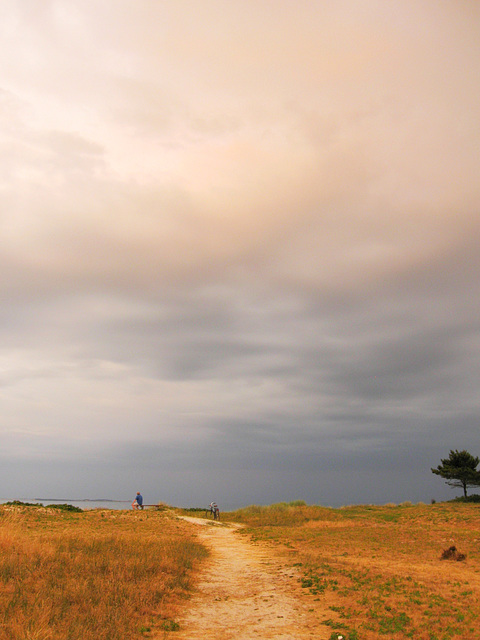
[0,504,207,640]
[224,501,480,640]
[2,500,479,640]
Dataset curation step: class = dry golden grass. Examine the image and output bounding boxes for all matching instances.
[225,501,480,640]
[0,505,207,640]
[4,501,479,640]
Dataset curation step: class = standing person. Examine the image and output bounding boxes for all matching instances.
[132,492,143,510]
[209,501,219,519]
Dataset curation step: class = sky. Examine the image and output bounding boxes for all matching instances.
[1,1,479,508]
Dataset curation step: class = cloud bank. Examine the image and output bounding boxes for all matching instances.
[1,1,479,506]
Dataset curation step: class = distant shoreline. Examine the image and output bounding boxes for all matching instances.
[34,498,128,503]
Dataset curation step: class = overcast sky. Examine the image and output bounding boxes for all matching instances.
[1,1,479,508]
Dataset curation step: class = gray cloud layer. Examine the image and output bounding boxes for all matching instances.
[1,1,479,507]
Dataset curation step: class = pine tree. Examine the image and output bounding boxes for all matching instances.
[431,449,480,498]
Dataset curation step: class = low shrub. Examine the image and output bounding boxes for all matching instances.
[49,503,83,512]
[224,502,338,527]
[451,494,480,503]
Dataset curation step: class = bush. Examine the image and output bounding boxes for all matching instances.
[450,494,480,503]
[4,501,83,512]
[49,503,83,513]
[4,500,41,507]
[226,502,338,527]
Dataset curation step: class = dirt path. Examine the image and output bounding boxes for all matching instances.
[167,516,330,640]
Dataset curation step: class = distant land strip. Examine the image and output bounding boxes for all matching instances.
[34,498,128,502]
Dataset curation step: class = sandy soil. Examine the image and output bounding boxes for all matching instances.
[165,516,332,640]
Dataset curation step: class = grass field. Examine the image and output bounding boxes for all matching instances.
[0,504,207,640]
[2,500,479,640]
[223,501,480,640]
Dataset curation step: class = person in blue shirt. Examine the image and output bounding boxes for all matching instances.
[132,492,143,510]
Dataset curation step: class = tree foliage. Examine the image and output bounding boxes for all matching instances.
[431,449,480,498]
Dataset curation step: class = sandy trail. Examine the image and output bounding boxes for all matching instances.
[167,516,329,640]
